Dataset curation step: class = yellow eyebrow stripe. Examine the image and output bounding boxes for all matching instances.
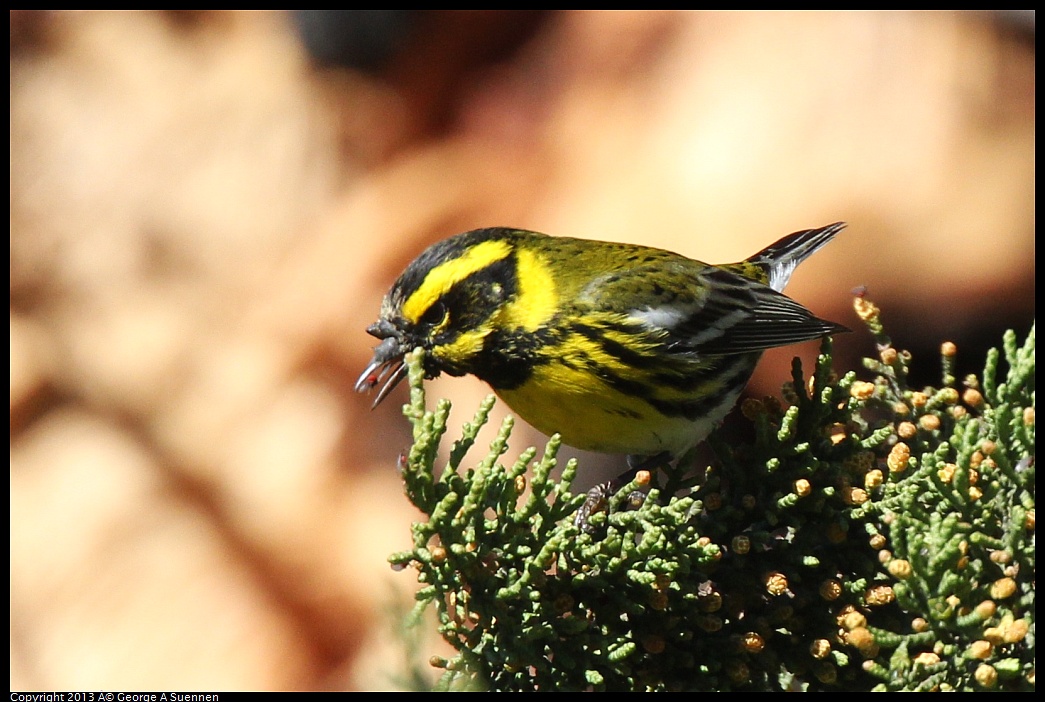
[401,239,513,324]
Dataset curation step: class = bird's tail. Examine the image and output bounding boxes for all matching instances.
[746,221,847,293]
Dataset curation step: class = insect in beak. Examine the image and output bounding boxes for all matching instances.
[355,336,408,407]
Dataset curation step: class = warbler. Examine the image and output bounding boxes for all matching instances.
[357,223,847,469]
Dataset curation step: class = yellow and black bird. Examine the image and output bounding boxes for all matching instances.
[357,223,847,483]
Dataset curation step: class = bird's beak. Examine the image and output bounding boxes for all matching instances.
[355,335,408,408]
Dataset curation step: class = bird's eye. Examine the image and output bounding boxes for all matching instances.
[419,301,449,330]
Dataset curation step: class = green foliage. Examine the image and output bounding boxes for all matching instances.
[388,302,1034,691]
[846,300,1035,691]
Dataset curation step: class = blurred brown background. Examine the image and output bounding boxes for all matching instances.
[9,10,1034,691]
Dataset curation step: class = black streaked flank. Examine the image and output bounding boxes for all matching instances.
[569,320,661,371]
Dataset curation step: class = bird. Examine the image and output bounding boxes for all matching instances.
[356,222,848,515]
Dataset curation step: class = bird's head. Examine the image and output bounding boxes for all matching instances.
[355,228,534,407]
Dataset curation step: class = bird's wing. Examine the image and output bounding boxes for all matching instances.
[578,261,845,357]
